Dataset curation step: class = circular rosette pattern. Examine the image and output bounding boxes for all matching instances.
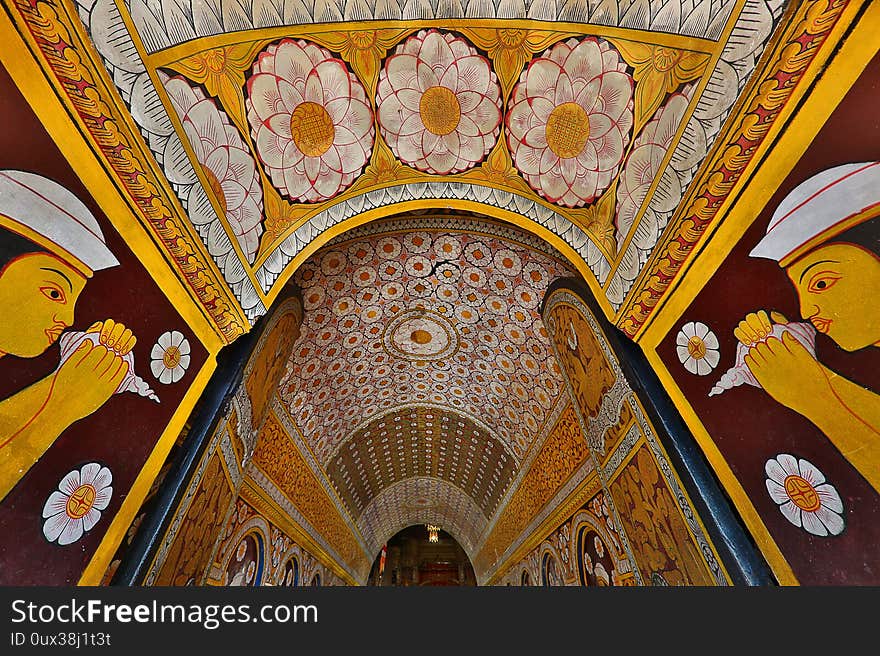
[161,72,264,264]
[42,463,113,546]
[765,454,844,537]
[376,29,502,175]
[246,39,374,203]
[507,37,634,208]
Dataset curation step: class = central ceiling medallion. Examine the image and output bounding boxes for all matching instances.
[382,308,459,362]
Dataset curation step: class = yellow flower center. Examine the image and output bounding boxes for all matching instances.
[652,47,681,72]
[686,336,707,360]
[163,345,182,369]
[66,484,96,520]
[203,48,227,73]
[202,166,227,211]
[784,475,822,512]
[410,329,433,345]
[290,101,335,157]
[545,102,590,159]
[419,86,461,136]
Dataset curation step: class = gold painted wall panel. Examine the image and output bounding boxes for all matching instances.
[475,404,591,573]
[544,287,729,585]
[251,411,364,574]
[153,449,235,586]
[607,442,715,586]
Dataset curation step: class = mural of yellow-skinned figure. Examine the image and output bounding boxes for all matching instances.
[657,52,880,584]
[734,162,880,495]
[0,60,209,585]
[0,171,154,501]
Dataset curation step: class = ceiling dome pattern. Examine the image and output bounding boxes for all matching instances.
[279,218,574,465]
[325,406,518,521]
[356,477,489,557]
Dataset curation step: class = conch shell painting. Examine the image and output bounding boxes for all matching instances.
[57,331,160,403]
[708,321,817,397]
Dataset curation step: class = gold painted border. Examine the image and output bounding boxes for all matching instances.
[5,0,249,344]
[79,355,219,585]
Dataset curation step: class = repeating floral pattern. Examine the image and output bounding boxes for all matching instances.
[376,30,502,175]
[86,0,783,324]
[161,72,264,263]
[506,37,634,207]
[246,39,374,203]
[279,226,573,464]
[615,86,693,250]
[326,407,517,520]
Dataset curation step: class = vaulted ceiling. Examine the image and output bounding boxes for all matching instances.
[278,214,573,555]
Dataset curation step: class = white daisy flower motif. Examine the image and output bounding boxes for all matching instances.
[765,454,844,537]
[376,29,502,175]
[160,72,264,264]
[150,330,192,384]
[506,37,634,207]
[676,321,720,375]
[42,463,113,546]
[246,38,374,203]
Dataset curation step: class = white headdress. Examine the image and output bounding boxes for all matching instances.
[0,170,118,275]
[750,161,880,266]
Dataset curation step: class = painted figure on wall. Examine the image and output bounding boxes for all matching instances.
[0,170,137,500]
[549,305,616,419]
[734,162,880,494]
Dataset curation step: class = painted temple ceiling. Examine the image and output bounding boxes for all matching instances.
[278,215,573,553]
[57,0,786,338]
[7,0,864,582]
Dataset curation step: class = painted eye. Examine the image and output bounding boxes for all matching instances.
[807,272,841,293]
[40,286,65,302]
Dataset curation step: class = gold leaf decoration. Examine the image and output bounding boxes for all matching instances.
[569,181,619,259]
[465,136,533,194]
[609,40,710,135]
[164,42,267,137]
[465,28,563,100]
[311,29,412,98]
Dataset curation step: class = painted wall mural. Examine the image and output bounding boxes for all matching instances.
[541,287,728,585]
[652,50,880,585]
[494,488,636,587]
[209,498,345,586]
[474,403,593,576]
[248,406,371,580]
[0,61,210,585]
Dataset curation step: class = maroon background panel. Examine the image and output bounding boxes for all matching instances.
[0,64,209,584]
[657,53,880,584]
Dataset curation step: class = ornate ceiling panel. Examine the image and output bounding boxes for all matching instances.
[325,406,518,520]
[356,476,489,557]
[66,0,786,330]
[279,216,572,463]
[277,215,572,549]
